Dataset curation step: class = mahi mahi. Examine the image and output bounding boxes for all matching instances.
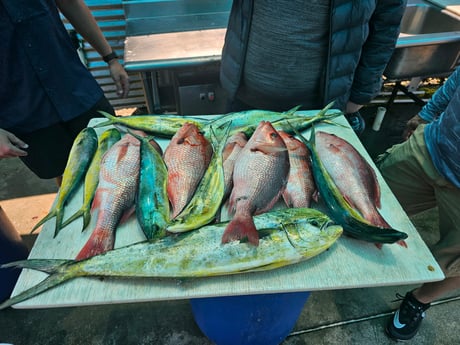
[293,127,408,245]
[0,208,342,310]
[61,128,121,231]
[30,128,98,237]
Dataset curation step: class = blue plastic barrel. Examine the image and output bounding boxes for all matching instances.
[190,291,310,345]
[0,207,29,303]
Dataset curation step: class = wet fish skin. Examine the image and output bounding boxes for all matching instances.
[164,122,213,219]
[294,127,408,245]
[315,131,389,227]
[75,134,140,260]
[222,121,290,246]
[279,131,316,208]
[0,208,343,310]
[222,132,248,199]
[166,126,229,233]
[206,102,341,140]
[30,128,98,237]
[94,111,209,138]
[130,131,170,240]
[61,128,122,231]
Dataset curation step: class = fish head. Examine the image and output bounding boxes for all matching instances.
[278,130,309,155]
[249,121,287,155]
[222,132,248,161]
[281,210,343,254]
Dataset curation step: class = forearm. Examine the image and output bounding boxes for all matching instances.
[55,0,113,57]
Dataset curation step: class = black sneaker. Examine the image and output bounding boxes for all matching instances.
[345,111,366,135]
[386,291,431,341]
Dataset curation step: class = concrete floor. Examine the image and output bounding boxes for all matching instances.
[1,103,460,345]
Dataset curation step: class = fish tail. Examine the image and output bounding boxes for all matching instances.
[61,208,91,232]
[221,215,259,246]
[82,209,92,232]
[29,209,57,234]
[91,111,116,128]
[397,239,408,248]
[0,259,75,310]
[75,227,114,260]
[54,209,65,237]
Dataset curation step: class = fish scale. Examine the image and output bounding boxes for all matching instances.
[0,208,343,310]
[222,121,290,245]
[75,134,140,260]
[164,123,213,219]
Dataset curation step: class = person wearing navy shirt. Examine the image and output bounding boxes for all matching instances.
[0,0,130,185]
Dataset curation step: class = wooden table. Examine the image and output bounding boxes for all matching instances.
[11,112,444,309]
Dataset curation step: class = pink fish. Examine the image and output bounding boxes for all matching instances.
[222,121,289,246]
[222,132,248,199]
[279,131,316,208]
[75,134,140,260]
[315,131,390,228]
[163,123,213,219]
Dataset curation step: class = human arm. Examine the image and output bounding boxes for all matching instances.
[403,66,460,139]
[418,67,460,122]
[55,0,130,98]
[0,129,28,159]
[349,0,407,105]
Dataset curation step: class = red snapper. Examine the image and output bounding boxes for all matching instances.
[222,121,289,246]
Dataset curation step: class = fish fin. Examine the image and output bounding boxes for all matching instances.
[119,206,136,225]
[81,209,92,232]
[284,105,302,116]
[91,188,108,211]
[221,214,259,246]
[282,191,294,208]
[91,111,117,128]
[0,259,75,310]
[61,209,84,229]
[29,209,57,234]
[397,240,408,248]
[75,227,114,260]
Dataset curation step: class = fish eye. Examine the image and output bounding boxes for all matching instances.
[270,132,278,139]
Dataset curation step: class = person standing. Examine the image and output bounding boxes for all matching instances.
[377,66,460,341]
[0,0,130,185]
[220,0,407,134]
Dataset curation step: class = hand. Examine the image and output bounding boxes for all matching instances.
[403,114,428,140]
[0,129,29,158]
[345,101,363,114]
[108,60,130,98]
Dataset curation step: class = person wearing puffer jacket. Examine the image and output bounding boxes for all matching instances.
[220,0,407,135]
[377,65,460,341]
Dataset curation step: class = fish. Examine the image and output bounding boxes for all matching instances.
[163,122,213,219]
[75,133,140,260]
[222,121,290,246]
[61,128,122,231]
[0,207,343,310]
[166,126,229,233]
[93,111,209,138]
[279,131,316,208]
[293,126,408,245]
[204,101,342,139]
[129,131,170,240]
[315,131,389,227]
[30,128,98,237]
[222,132,248,199]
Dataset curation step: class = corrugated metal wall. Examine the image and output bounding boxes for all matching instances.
[62,0,146,110]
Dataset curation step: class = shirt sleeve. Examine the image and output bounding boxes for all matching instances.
[419,66,460,122]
